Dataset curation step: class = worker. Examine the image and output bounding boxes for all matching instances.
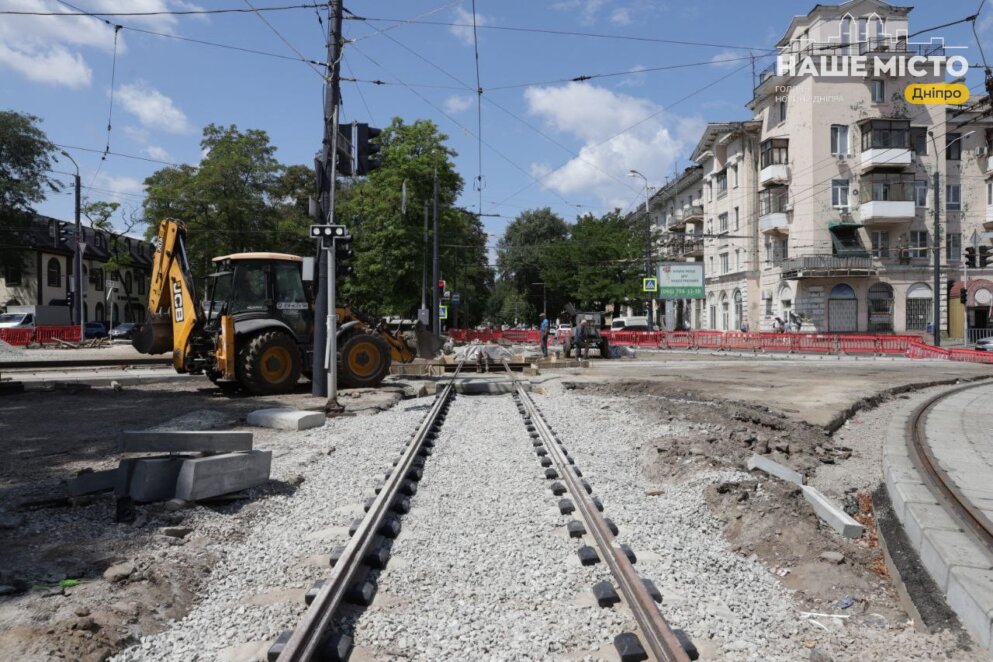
[539,313,549,357]
[575,319,590,359]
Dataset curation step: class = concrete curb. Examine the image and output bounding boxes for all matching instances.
[801,485,865,539]
[883,394,993,650]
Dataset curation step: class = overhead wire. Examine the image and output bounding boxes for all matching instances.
[241,0,325,78]
[470,0,484,216]
[1,3,325,17]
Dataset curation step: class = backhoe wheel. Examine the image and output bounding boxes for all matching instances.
[237,331,301,395]
[339,333,392,388]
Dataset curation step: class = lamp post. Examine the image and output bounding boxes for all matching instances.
[531,282,547,318]
[928,130,973,347]
[627,169,655,331]
[60,150,83,341]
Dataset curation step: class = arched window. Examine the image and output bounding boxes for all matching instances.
[829,284,857,299]
[828,283,858,332]
[733,290,744,330]
[868,283,894,332]
[47,258,61,287]
[840,15,853,52]
[720,292,730,331]
[136,270,146,295]
[906,283,933,330]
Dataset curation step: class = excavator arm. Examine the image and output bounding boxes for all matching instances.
[132,219,204,372]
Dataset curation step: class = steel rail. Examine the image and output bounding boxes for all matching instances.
[503,361,689,662]
[275,358,466,661]
[908,380,993,552]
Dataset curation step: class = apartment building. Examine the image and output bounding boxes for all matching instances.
[0,215,154,325]
[692,122,762,331]
[746,0,963,334]
[651,165,704,328]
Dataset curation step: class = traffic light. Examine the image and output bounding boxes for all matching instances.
[66,291,74,308]
[965,246,977,268]
[335,235,354,279]
[438,279,446,290]
[980,246,991,268]
[336,124,353,177]
[58,223,71,243]
[960,287,968,304]
[355,123,382,176]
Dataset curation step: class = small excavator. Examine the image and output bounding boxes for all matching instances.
[133,218,431,394]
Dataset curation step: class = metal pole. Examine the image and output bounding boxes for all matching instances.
[963,255,969,345]
[327,238,337,404]
[74,171,83,337]
[543,283,547,318]
[432,168,441,336]
[421,202,428,312]
[933,167,941,347]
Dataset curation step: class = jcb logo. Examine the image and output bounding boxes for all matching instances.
[172,281,184,323]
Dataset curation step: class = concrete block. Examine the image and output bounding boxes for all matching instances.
[174,451,272,501]
[68,469,118,496]
[903,502,961,551]
[919,526,993,592]
[116,456,187,503]
[946,566,993,650]
[746,454,804,485]
[801,485,865,539]
[246,408,325,431]
[888,479,939,523]
[119,430,253,453]
[454,379,529,395]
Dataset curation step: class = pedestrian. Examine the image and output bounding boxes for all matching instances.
[682,319,691,331]
[740,321,749,333]
[577,319,589,359]
[539,313,549,357]
[774,316,785,333]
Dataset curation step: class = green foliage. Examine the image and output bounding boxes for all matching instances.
[0,110,60,267]
[143,124,299,281]
[336,118,491,323]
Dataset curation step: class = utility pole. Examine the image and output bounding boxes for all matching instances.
[60,150,83,336]
[312,0,344,398]
[432,168,441,336]
[421,202,428,324]
[933,163,941,347]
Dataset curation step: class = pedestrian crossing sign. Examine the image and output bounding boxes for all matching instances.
[439,305,448,320]
[642,277,658,293]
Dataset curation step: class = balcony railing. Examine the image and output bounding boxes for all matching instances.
[780,255,877,279]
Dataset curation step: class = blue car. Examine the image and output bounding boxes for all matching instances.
[84,321,108,338]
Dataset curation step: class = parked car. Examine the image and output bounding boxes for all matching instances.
[974,337,993,352]
[109,322,138,340]
[610,316,650,331]
[84,321,109,338]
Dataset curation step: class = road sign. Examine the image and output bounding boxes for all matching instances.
[439,305,448,320]
[657,262,705,299]
[443,290,451,300]
[972,230,980,251]
[642,277,657,293]
[452,292,461,304]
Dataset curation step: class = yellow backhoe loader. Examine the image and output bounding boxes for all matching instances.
[133,218,427,394]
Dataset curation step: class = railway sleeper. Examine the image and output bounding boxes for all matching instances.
[613,632,648,662]
[592,580,621,608]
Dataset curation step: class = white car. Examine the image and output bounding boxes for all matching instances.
[974,337,993,352]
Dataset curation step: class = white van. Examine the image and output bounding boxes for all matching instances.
[610,316,649,331]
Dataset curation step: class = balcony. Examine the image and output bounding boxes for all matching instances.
[759,186,790,234]
[683,236,704,257]
[859,176,916,223]
[760,139,789,186]
[859,119,912,172]
[861,148,912,170]
[780,255,878,279]
[760,163,790,187]
[683,204,703,222]
[760,213,790,234]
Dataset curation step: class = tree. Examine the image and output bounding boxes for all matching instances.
[565,210,643,314]
[0,110,60,267]
[143,124,296,281]
[494,208,569,323]
[335,118,491,323]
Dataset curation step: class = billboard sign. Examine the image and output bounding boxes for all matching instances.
[657,262,705,299]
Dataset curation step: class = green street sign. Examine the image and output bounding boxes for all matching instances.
[439,305,448,320]
[642,277,658,293]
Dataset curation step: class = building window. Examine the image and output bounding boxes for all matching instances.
[760,139,789,169]
[778,98,787,123]
[47,258,61,287]
[709,305,717,330]
[915,180,928,207]
[94,268,104,291]
[735,248,742,270]
[706,183,712,201]
[910,127,928,155]
[905,283,932,330]
[947,233,961,261]
[871,79,885,103]
[909,230,929,258]
[947,133,962,160]
[731,165,738,188]
[871,231,890,258]
[860,119,908,150]
[832,179,850,208]
[720,253,729,274]
[830,125,849,156]
[716,171,728,196]
[137,271,146,295]
[988,180,992,205]
[946,184,961,210]
[765,298,774,316]
[734,207,740,230]
[760,186,789,215]
[125,271,133,295]
[3,264,21,286]
[719,213,729,233]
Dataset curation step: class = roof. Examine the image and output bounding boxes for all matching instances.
[0,213,154,267]
[774,0,911,48]
[690,121,762,163]
[212,252,303,263]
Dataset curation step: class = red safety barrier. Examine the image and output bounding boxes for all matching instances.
[34,325,82,344]
[0,328,34,346]
[757,333,796,353]
[692,331,725,349]
[721,332,763,351]
[663,332,693,349]
[947,348,993,364]
[905,341,951,360]
[877,336,914,354]
[795,334,836,353]
[838,335,879,354]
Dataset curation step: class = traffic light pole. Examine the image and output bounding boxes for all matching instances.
[963,255,969,345]
[432,168,441,336]
[933,167,941,347]
[327,234,337,405]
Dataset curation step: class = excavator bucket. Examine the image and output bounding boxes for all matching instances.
[415,326,446,359]
[132,312,173,355]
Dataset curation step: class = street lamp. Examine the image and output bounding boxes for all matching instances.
[927,130,973,347]
[627,169,655,331]
[531,282,547,318]
[59,150,84,342]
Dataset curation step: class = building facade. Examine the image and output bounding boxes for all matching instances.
[0,215,154,325]
[652,165,705,329]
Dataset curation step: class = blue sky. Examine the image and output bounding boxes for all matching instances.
[2,0,990,251]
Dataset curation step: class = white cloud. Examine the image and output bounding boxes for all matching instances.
[710,49,747,68]
[449,5,488,46]
[616,64,647,88]
[444,94,474,114]
[117,81,192,134]
[553,1,662,26]
[524,82,704,208]
[123,126,150,143]
[0,42,91,87]
[552,0,609,25]
[143,145,172,161]
[0,0,188,88]
[610,7,632,25]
